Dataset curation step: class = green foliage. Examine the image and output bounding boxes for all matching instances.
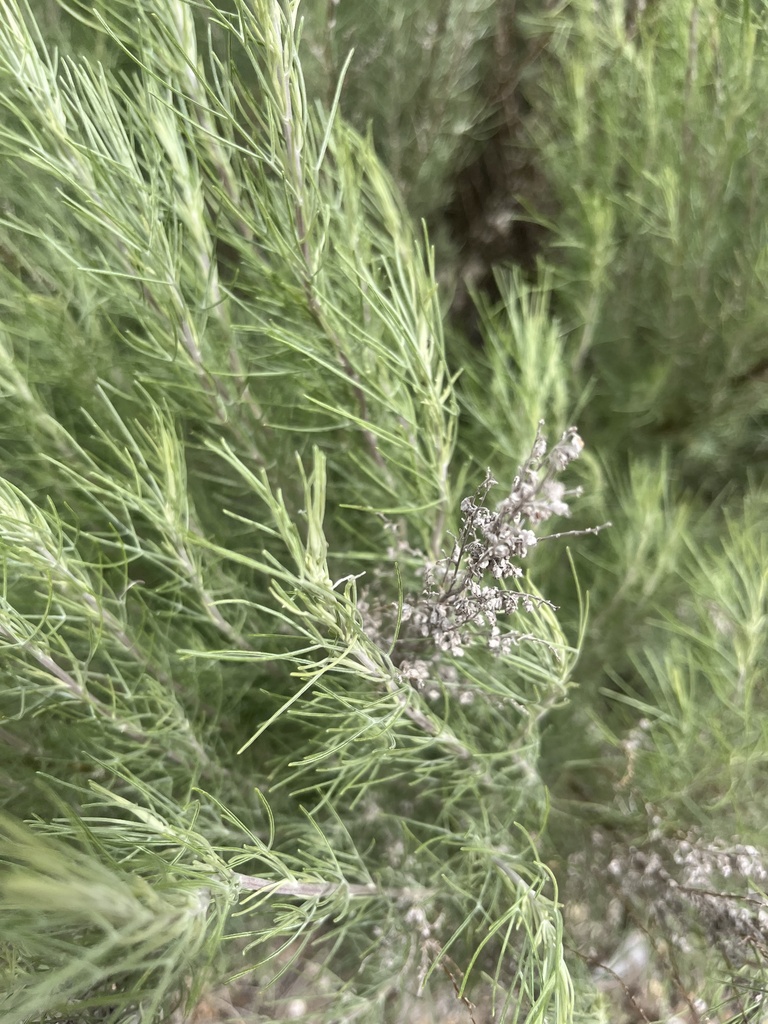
[513,1,768,1016]
[454,270,572,471]
[523,0,768,489]
[0,1,585,1021]
[0,812,232,1022]
[614,484,768,832]
[3,0,768,1020]
[298,0,512,219]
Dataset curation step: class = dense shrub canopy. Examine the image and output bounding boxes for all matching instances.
[0,1,766,1022]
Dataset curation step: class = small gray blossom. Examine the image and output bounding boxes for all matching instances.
[395,423,592,663]
[361,424,606,709]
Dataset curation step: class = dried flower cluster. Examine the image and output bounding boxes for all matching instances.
[566,827,768,1022]
[398,424,586,667]
[588,830,768,978]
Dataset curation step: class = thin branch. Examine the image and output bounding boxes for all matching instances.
[539,521,612,542]
[235,873,378,898]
